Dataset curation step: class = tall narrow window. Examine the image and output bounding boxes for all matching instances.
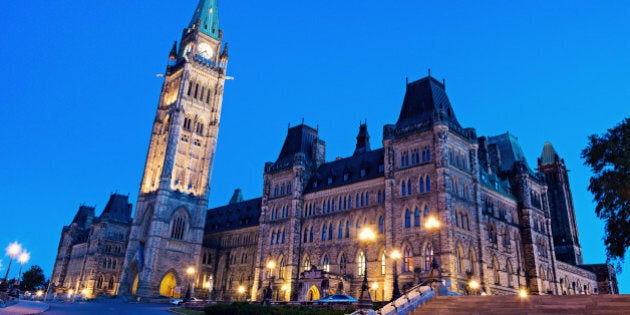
[419,177,425,193]
[424,243,433,271]
[414,208,420,227]
[338,222,343,239]
[328,223,333,240]
[303,256,311,272]
[171,215,186,240]
[403,247,413,272]
[322,225,327,241]
[357,251,366,276]
[309,226,314,242]
[401,182,406,196]
[378,216,384,234]
[404,209,411,228]
[340,254,347,275]
[281,229,286,244]
[426,176,431,192]
[322,255,330,272]
[345,221,350,238]
[279,258,286,279]
[381,252,386,275]
[377,190,382,204]
[407,180,412,195]
[271,230,276,245]
[303,228,308,243]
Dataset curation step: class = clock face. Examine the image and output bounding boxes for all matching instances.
[197,42,214,59]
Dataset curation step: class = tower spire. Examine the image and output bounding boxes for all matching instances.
[189,0,220,39]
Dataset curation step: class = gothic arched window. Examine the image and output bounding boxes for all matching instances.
[322,255,330,272]
[322,225,327,241]
[404,209,411,228]
[170,214,186,240]
[426,176,431,192]
[338,222,343,239]
[414,208,421,227]
[357,251,366,276]
[403,246,413,272]
[378,216,384,234]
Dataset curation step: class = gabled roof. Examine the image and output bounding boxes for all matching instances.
[304,148,384,193]
[205,197,261,234]
[271,124,319,171]
[396,76,461,130]
[486,132,530,172]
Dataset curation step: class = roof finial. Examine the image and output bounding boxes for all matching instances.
[302,117,304,125]
[405,76,409,85]
[288,123,290,130]
[428,68,431,77]
[442,78,446,90]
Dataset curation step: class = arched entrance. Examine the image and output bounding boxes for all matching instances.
[306,285,320,301]
[131,274,139,295]
[160,272,179,298]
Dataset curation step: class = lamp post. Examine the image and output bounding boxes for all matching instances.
[390,249,402,301]
[358,227,375,311]
[3,242,22,288]
[238,285,245,301]
[468,280,479,296]
[264,260,275,303]
[424,216,441,283]
[185,267,195,299]
[16,251,30,298]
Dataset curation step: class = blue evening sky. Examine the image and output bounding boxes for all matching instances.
[1,1,628,293]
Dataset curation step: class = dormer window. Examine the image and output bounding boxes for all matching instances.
[313,181,318,188]
[327,176,333,185]
[378,164,384,173]
[360,169,366,177]
[343,173,349,181]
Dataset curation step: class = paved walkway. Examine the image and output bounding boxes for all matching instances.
[0,301,49,315]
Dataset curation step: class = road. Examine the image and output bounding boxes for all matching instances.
[43,301,173,314]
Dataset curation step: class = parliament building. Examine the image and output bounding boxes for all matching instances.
[51,0,618,303]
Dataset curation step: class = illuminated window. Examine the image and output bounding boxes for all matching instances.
[357,251,366,276]
[403,247,413,272]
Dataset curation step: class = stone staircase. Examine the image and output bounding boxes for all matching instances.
[411,295,630,315]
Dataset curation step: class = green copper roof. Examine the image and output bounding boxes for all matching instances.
[189,0,220,39]
[540,141,559,165]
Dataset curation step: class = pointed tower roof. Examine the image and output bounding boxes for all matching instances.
[353,123,371,156]
[189,0,220,39]
[540,141,559,165]
[99,194,132,223]
[229,188,244,204]
[396,76,461,129]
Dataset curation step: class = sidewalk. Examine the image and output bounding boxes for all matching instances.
[0,301,49,315]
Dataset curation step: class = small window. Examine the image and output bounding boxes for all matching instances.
[360,169,366,177]
[343,173,349,181]
[327,176,333,185]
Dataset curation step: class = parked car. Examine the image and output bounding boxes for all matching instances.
[312,294,358,304]
[170,298,184,305]
[170,297,202,305]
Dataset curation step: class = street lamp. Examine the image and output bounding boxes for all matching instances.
[468,280,480,295]
[424,216,441,282]
[390,249,402,301]
[185,267,195,299]
[16,251,30,298]
[238,285,245,301]
[519,288,528,298]
[264,260,275,303]
[358,227,375,310]
[3,242,22,287]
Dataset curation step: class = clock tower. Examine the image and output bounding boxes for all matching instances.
[119,0,228,297]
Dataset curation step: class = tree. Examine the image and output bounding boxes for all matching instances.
[20,265,45,292]
[582,117,630,270]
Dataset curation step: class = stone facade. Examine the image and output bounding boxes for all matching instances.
[52,0,619,301]
[50,194,132,298]
[201,76,617,302]
[117,0,229,298]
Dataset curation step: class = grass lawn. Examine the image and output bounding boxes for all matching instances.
[169,307,205,315]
